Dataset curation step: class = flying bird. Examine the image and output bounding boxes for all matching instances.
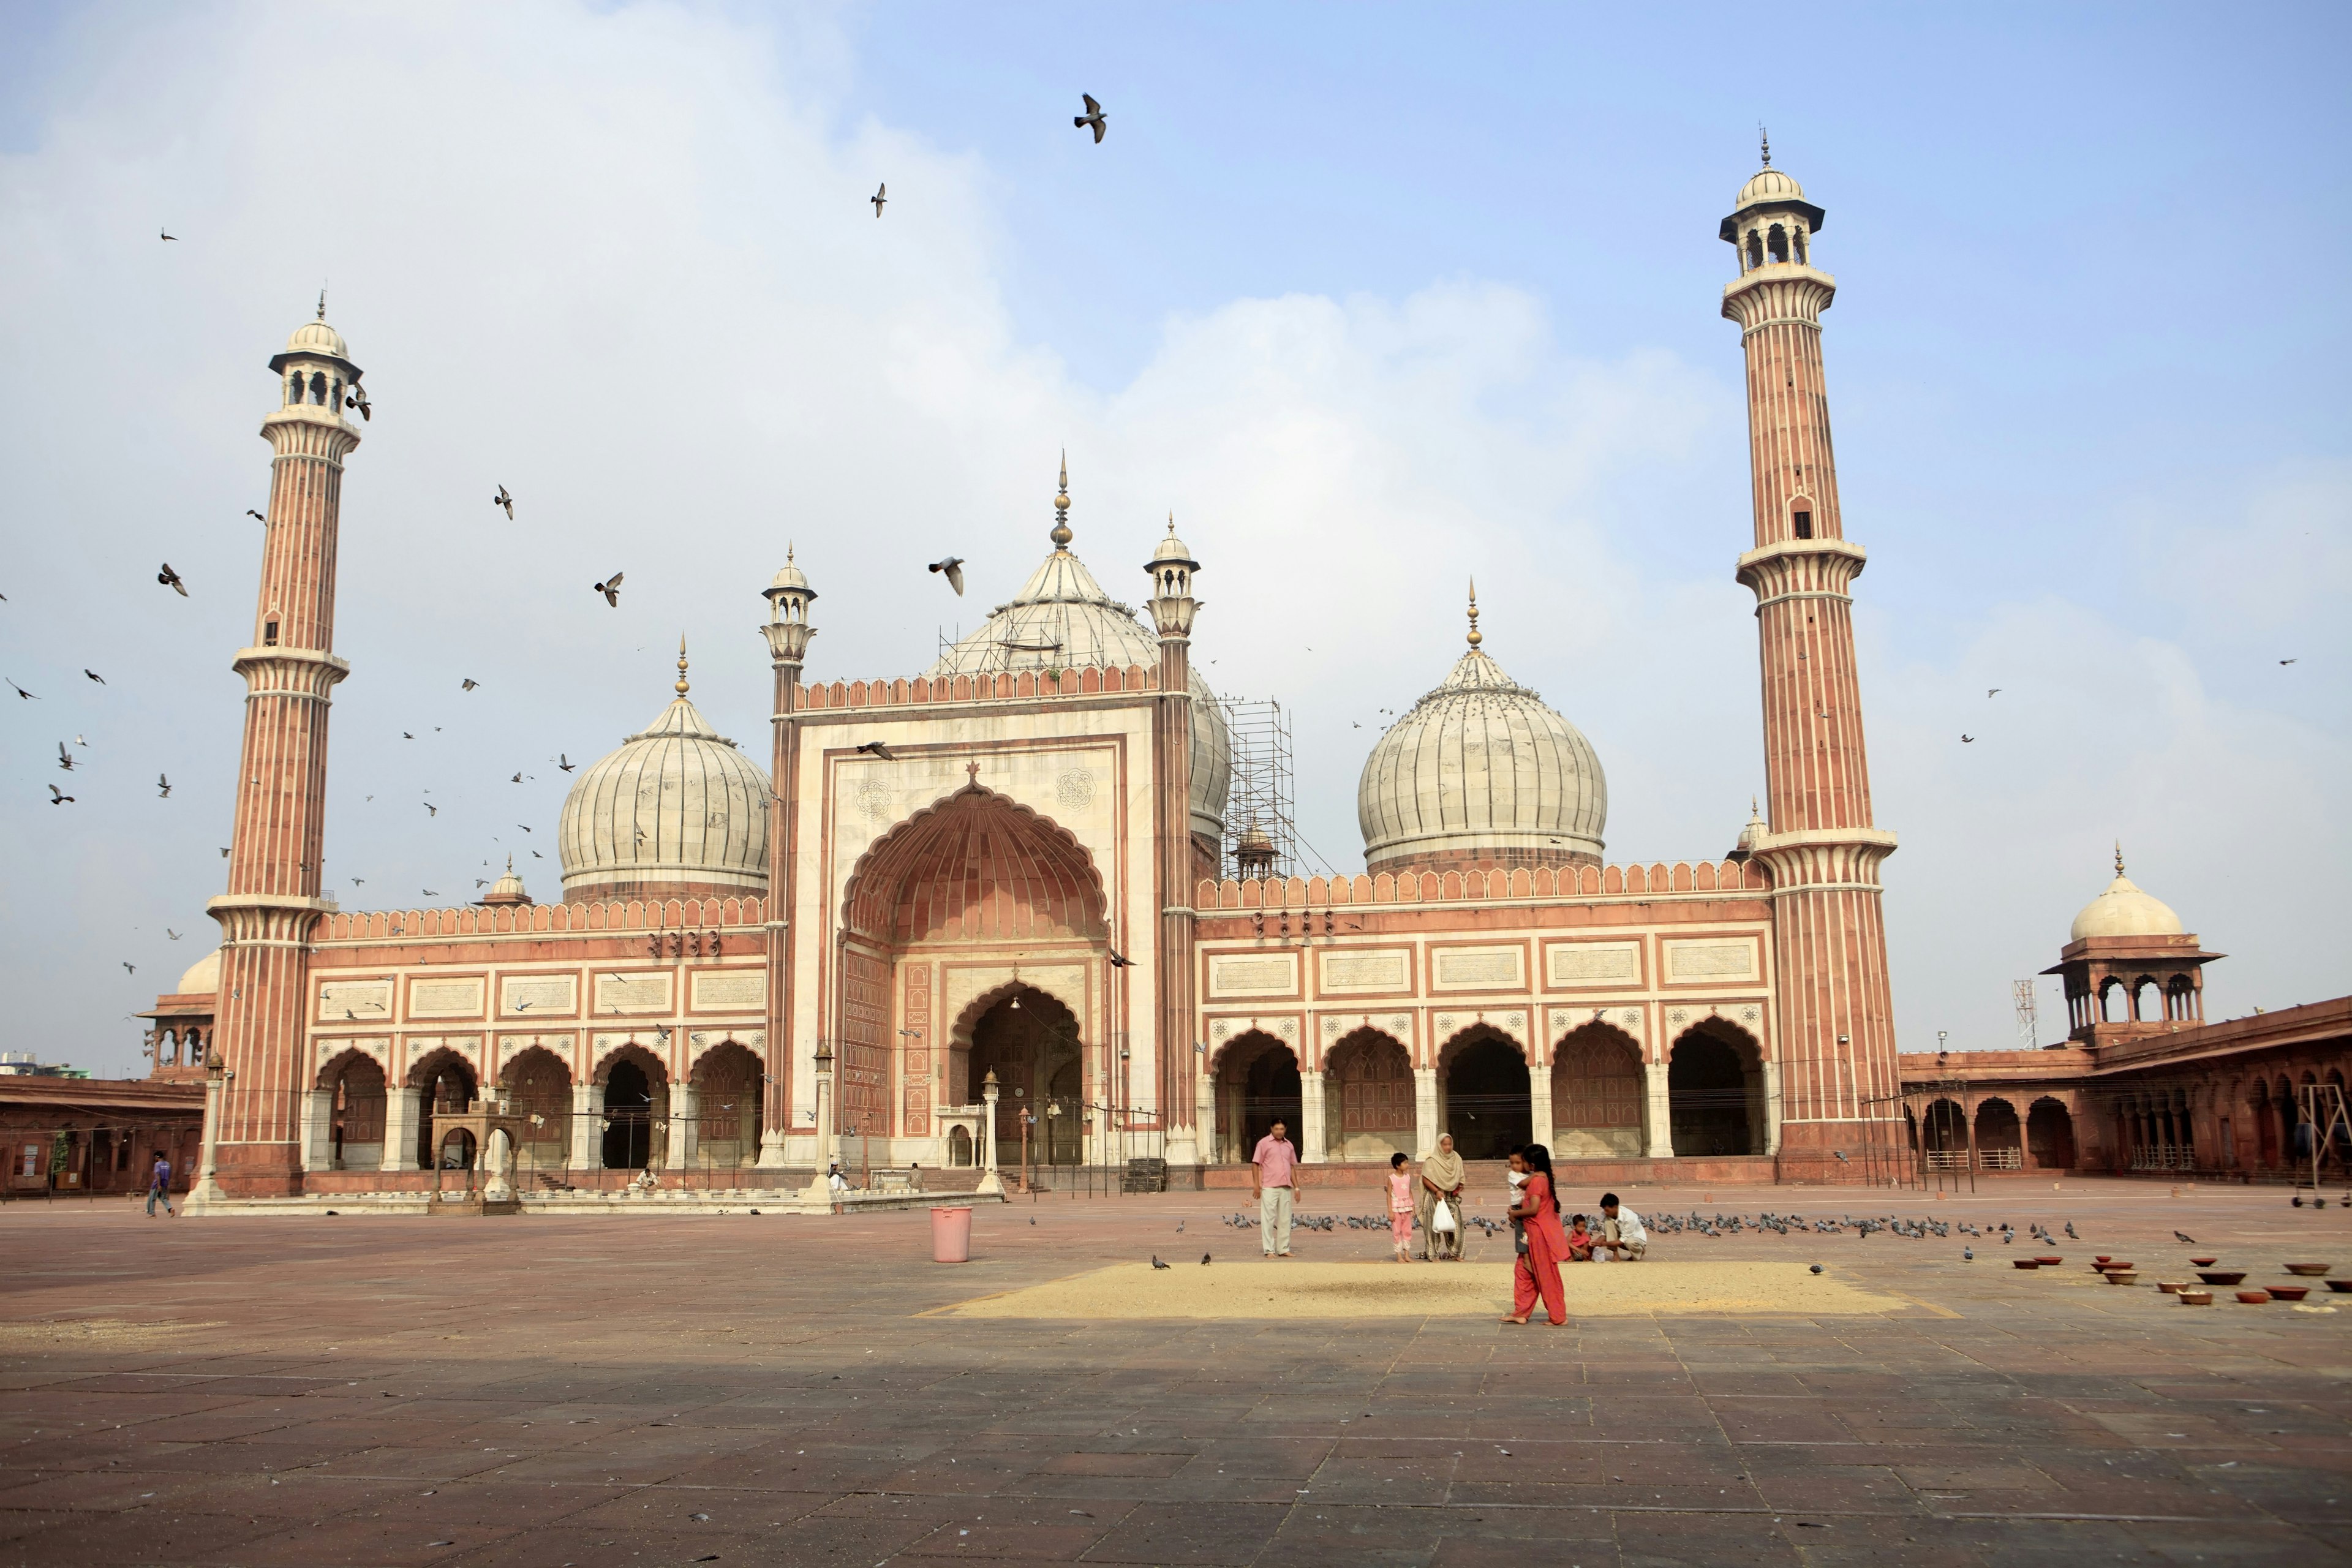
[1074,93,1107,143]
[557,754,575,772]
[2280,658,2297,665]
[220,847,229,857]
[872,183,886,217]
[594,573,624,606]
[48,785,73,805]
[511,772,522,783]
[422,889,438,897]
[157,563,187,595]
[5,679,34,700]
[157,774,171,797]
[160,228,176,241]
[516,823,531,832]
[494,485,514,520]
[73,734,85,747]
[344,382,370,421]
[928,556,965,595]
[402,731,413,739]
[56,744,74,772]
[1106,948,1134,969]
[246,510,268,524]
[461,679,479,692]
[1986,688,2001,697]
[167,929,180,940]
[122,962,135,974]
[855,741,896,761]
[1960,734,1975,743]
[423,802,437,817]
[84,669,104,685]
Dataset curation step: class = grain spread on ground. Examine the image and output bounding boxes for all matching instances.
[941,1260,1909,1320]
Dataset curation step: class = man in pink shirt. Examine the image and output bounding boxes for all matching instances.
[1251,1120,1302,1257]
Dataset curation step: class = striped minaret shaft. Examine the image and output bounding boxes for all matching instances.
[760,548,818,1162]
[1141,503,1201,1144]
[1719,160,1901,1178]
[204,308,360,1198]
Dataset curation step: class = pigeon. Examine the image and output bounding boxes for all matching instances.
[594,573,624,606]
[158,563,187,595]
[157,774,171,797]
[1151,1256,1169,1270]
[56,743,74,772]
[2174,1231,2196,1245]
[1832,1150,1847,1162]
[558,754,575,772]
[1961,734,1975,743]
[462,679,479,692]
[511,772,523,783]
[246,510,268,524]
[344,382,370,421]
[1987,688,2001,697]
[84,669,104,685]
[855,741,895,761]
[928,556,965,595]
[1106,948,1134,969]
[160,227,176,241]
[422,889,437,897]
[2064,1221,2078,1239]
[872,182,886,217]
[1074,93,1107,142]
[49,785,74,804]
[1963,1246,1973,1261]
[122,962,135,974]
[1176,1220,1185,1232]
[220,846,229,857]
[1201,1254,1211,1265]
[5,679,34,700]
[1809,1264,1823,1275]
[2280,658,2296,665]
[423,802,437,817]
[517,823,531,832]
[494,485,514,519]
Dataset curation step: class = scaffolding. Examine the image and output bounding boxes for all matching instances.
[1218,697,1303,882]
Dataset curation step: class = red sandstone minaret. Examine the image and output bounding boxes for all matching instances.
[1719,141,1901,1180]
[198,300,363,1200]
[1143,500,1201,1153]
[760,546,817,1167]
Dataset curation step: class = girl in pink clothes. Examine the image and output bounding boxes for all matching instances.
[1387,1153,1415,1261]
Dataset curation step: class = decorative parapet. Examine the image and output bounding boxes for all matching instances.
[797,664,1159,711]
[317,895,765,944]
[1194,859,1769,911]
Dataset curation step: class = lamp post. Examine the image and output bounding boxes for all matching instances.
[802,1040,836,1207]
[974,1069,1004,1196]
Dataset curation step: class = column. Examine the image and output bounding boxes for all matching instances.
[1643,1060,1674,1159]
[1761,1060,1784,1156]
[301,1089,334,1172]
[1413,1066,1439,1158]
[1299,1069,1329,1164]
[570,1082,601,1174]
[671,1084,699,1174]
[380,1087,422,1172]
[973,1077,1003,1196]
[1528,1055,1555,1150]
[1193,1075,1218,1163]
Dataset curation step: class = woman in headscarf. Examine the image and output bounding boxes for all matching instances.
[1415,1133,1468,1262]
[1501,1143,1570,1326]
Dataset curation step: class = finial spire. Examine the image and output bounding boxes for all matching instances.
[505,853,514,873]
[2114,840,2125,878]
[1050,450,1073,549]
[1465,578,1482,648]
[675,635,690,696]
[1758,124,1771,167]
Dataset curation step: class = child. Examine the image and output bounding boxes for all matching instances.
[1387,1152,1415,1262]
[1564,1212,1593,1262]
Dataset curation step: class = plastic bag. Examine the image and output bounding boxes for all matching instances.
[1431,1199,1457,1234]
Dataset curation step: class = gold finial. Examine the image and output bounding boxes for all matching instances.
[505,853,514,873]
[1758,124,1771,167]
[1167,511,1177,535]
[786,541,795,563]
[1051,450,1073,549]
[2114,840,2125,878]
[317,286,327,320]
[676,635,690,696]
[1465,578,1482,648]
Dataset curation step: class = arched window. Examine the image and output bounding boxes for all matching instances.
[1767,224,1789,264]
[309,371,328,405]
[1793,227,1808,265]
[286,374,301,405]
[262,617,278,647]
[2100,979,2128,1023]
[1746,231,1764,270]
[331,379,342,409]
[1791,500,1814,539]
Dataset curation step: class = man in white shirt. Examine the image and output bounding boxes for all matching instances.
[1596,1192,1646,1261]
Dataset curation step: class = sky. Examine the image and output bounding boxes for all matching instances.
[1,1,2346,1077]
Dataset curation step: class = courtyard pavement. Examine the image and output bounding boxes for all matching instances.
[2,1176,2349,1566]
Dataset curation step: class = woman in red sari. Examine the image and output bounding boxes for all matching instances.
[1502,1143,1570,1326]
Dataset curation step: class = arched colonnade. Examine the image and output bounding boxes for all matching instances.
[1206,1017,1774,1164]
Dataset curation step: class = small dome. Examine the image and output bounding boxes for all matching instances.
[284,318,349,360]
[1150,518,1197,565]
[558,679,771,900]
[176,948,222,995]
[483,858,531,906]
[2070,868,2185,941]
[769,548,814,597]
[1358,611,1607,872]
[1735,166,1806,208]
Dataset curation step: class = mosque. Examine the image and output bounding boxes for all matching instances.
[153,153,2345,1210]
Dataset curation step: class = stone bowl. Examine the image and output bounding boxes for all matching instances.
[2236,1289,2273,1305]
[2094,1254,2112,1264]
[2269,1284,2312,1302]
[2155,1281,2184,1294]
[2013,1259,2041,1270]
[2104,1271,2139,1285]
[2095,1261,2135,1273]
[2284,1263,2332,1277]
[2037,1256,2065,1266]
[2326,1279,2352,1294]
[2197,1270,2248,1286]
[2190,1256,2218,1267]
[2178,1289,2214,1305]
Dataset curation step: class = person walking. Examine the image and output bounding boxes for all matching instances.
[1501,1144,1570,1326]
[145,1150,175,1218]
[1251,1119,1300,1257]
[1385,1153,1416,1261]
[1415,1133,1467,1261]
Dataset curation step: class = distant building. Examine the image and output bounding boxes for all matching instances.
[0,1052,89,1079]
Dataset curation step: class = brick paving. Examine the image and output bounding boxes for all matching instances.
[2,1177,2349,1566]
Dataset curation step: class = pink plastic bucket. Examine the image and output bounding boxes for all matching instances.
[931,1205,973,1264]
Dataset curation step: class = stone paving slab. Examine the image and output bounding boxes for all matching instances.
[2,1178,2350,1564]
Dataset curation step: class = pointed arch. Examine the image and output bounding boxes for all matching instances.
[1212,1028,1300,1164]
[1325,1027,1412,1161]
[1551,1021,1643,1157]
[841,782,1106,943]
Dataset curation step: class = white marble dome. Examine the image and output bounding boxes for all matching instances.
[1357,631,1607,872]
[558,673,771,900]
[176,948,222,995]
[927,533,1229,846]
[1735,166,1806,209]
[2070,868,2185,941]
[284,317,349,360]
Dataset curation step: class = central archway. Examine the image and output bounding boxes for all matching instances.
[598,1046,669,1170]
[1441,1028,1531,1161]
[970,986,1084,1167]
[1326,1028,1412,1161]
[1551,1023,1643,1158]
[1668,1023,1762,1157]
[1213,1030,1300,1164]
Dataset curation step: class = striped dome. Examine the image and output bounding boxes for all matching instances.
[557,689,771,900]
